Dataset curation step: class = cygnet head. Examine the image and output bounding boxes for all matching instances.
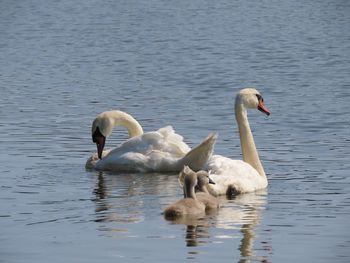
[236,88,270,116]
[182,166,198,187]
[195,171,215,192]
[181,166,199,198]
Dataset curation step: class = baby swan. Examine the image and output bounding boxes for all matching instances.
[163,166,206,220]
[195,170,220,211]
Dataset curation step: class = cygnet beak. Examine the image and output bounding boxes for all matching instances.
[209,177,215,185]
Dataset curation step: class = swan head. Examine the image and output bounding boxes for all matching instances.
[236,88,270,115]
[182,166,197,185]
[181,166,199,198]
[90,110,144,159]
[180,167,215,193]
[195,170,215,192]
[91,112,114,159]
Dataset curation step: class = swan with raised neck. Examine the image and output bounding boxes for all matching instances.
[200,87,271,196]
[235,88,269,177]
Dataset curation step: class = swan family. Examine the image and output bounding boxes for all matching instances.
[86,88,270,218]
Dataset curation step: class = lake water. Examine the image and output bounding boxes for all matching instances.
[1,0,350,262]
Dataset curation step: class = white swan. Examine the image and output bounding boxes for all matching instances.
[178,88,270,195]
[85,110,216,173]
[206,88,270,196]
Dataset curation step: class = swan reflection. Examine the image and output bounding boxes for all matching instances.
[91,172,182,225]
[166,215,213,253]
[166,190,270,262]
[217,191,271,263]
[92,172,145,225]
[186,224,210,247]
[90,171,271,262]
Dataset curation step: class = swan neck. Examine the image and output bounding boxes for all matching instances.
[109,111,144,138]
[184,178,197,199]
[197,184,209,194]
[235,102,266,177]
[185,186,197,199]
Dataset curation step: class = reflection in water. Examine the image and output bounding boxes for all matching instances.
[186,224,210,247]
[92,172,145,226]
[93,173,108,214]
[238,223,271,263]
[94,172,107,200]
[91,170,271,261]
[226,192,271,263]
[239,223,257,260]
[168,191,271,262]
[91,172,184,228]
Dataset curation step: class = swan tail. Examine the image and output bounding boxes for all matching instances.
[180,133,217,171]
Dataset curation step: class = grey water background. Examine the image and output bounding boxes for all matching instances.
[1,0,350,262]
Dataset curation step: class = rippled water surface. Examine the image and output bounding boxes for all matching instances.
[1,0,350,262]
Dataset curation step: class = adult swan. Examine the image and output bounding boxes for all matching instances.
[201,88,270,196]
[85,110,216,173]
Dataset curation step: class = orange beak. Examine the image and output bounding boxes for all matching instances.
[258,100,270,116]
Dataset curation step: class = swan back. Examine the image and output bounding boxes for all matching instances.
[163,198,206,219]
[206,155,268,196]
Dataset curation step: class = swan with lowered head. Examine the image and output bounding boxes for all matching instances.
[179,88,270,196]
[163,166,206,219]
[85,110,217,173]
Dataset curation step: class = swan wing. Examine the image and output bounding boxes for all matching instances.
[107,126,189,158]
[143,126,191,157]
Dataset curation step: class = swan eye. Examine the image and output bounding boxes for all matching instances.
[256,94,263,102]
